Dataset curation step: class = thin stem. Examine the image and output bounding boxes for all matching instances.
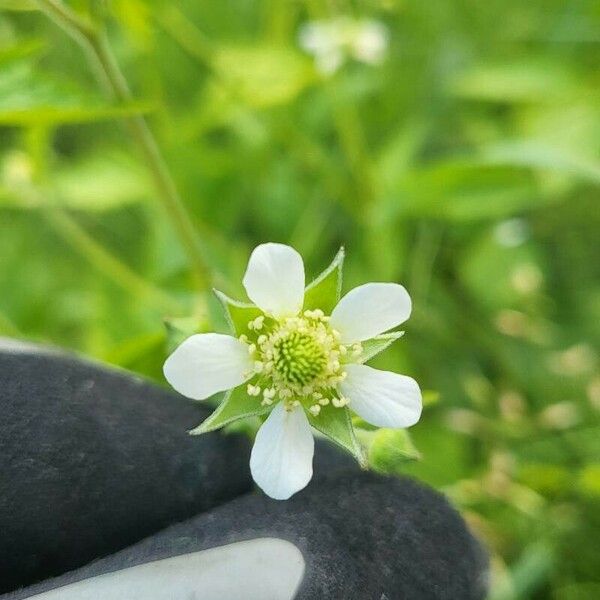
[329,95,377,207]
[157,7,354,235]
[34,0,210,289]
[158,5,214,66]
[45,208,182,314]
[23,123,182,318]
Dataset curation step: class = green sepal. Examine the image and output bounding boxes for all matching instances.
[303,247,344,314]
[357,331,405,364]
[213,289,262,337]
[164,316,204,353]
[366,429,421,475]
[189,385,270,435]
[308,404,368,468]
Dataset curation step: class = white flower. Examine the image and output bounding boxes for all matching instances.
[164,243,421,500]
[298,17,389,75]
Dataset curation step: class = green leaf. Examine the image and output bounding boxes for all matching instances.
[213,289,262,336]
[0,0,37,10]
[1,150,152,212]
[0,103,152,127]
[399,161,541,221]
[577,464,600,498]
[0,39,45,64]
[357,331,404,364]
[303,247,344,314]
[480,140,600,185]
[368,429,421,475]
[0,61,152,126]
[450,60,577,103]
[190,386,270,435]
[489,542,555,600]
[51,151,151,211]
[308,404,367,467]
[213,44,314,108]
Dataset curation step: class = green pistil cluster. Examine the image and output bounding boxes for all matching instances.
[241,309,363,416]
[273,331,327,386]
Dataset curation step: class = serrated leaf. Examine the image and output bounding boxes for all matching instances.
[190,386,270,435]
[303,247,344,314]
[308,404,367,467]
[368,429,421,475]
[213,289,262,336]
[357,331,404,364]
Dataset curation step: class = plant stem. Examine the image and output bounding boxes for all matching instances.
[34,0,210,289]
[45,208,182,314]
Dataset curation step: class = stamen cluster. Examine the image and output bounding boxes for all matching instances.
[242,310,363,416]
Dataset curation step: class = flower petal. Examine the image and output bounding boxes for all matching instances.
[340,363,422,428]
[242,243,305,319]
[250,403,314,500]
[163,333,253,400]
[329,282,412,343]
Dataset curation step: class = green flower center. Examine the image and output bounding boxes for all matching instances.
[273,331,327,386]
[243,311,354,415]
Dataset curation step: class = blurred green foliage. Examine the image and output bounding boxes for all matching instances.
[1,0,599,597]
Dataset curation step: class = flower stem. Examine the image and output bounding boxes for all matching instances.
[34,0,210,289]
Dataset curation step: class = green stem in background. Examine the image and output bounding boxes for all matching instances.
[22,123,183,318]
[161,4,374,220]
[11,171,182,316]
[44,208,183,315]
[33,0,211,290]
[408,223,443,302]
[158,5,214,66]
[304,0,377,214]
[328,96,377,208]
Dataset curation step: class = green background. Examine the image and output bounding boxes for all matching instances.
[1,1,599,598]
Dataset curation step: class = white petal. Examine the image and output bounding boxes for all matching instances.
[163,333,253,400]
[330,282,412,343]
[340,363,422,428]
[250,403,314,500]
[242,243,305,319]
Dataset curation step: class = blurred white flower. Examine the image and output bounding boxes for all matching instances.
[2,150,33,186]
[498,390,526,423]
[298,17,389,75]
[547,344,596,377]
[539,401,581,430]
[493,218,529,248]
[510,262,543,294]
[587,377,600,411]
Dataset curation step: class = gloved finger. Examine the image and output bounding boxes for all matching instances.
[0,339,253,594]
[2,471,489,600]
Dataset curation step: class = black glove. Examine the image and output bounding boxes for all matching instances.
[0,339,488,599]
